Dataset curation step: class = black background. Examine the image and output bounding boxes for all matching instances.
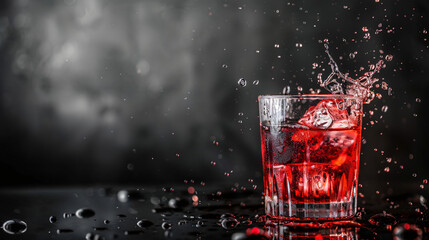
[0,0,427,200]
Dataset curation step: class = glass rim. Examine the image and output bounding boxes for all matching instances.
[258,94,362,101]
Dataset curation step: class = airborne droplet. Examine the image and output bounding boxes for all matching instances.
[237,78,247,87]
[385,54,393,61]
[49,216,57,223]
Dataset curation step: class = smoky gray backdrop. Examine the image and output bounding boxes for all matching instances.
[0,0,428,197]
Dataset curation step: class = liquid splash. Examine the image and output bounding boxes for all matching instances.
[320,44,385,104]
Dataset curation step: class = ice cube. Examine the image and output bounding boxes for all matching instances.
[298,99,352,129]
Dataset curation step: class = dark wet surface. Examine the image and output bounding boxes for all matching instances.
[0,185,427,239]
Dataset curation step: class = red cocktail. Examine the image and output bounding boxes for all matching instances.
[259,95,362,220]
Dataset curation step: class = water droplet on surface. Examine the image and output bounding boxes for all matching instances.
[362,26,369,32]
[162,222,172,230]
[393,223,423,240]
[2,219,27,235]
[210,161,216,166]
[56,229,73,234]
[76,208,95,219]
[384,167,390,172]
[137,219,154,228]
[178,219,187,225]
[252,80,259,85]
[368,212,397,228]
[49,216,57,223]
[381,105,388,112]
[221,218,239,230]
[124,230,144,235]
[85,232,104,240]
[196,220,204,227]
[237,78,247,87]
[274,44,280,48]
[63,212,74,218]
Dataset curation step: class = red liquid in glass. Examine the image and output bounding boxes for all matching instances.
[260,125,361,219]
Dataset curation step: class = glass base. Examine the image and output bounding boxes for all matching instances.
[265,196,356,221]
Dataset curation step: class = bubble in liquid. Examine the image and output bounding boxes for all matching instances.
[222,64,228,68]
[362,26,369,32]
[384,167,390,172]
[221,218,239,230]
[385,54,393,61]
[381,105,388,112]
[297,86,303,92]
[274,44,280,48]
[210,161,216,166]
[349,52,356,59]
[76,208,95,219]
[252,80,259,85]
[2,219,27,235]
[295,43,303,48]
[416,98,421,103]
[237,78,247,87]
